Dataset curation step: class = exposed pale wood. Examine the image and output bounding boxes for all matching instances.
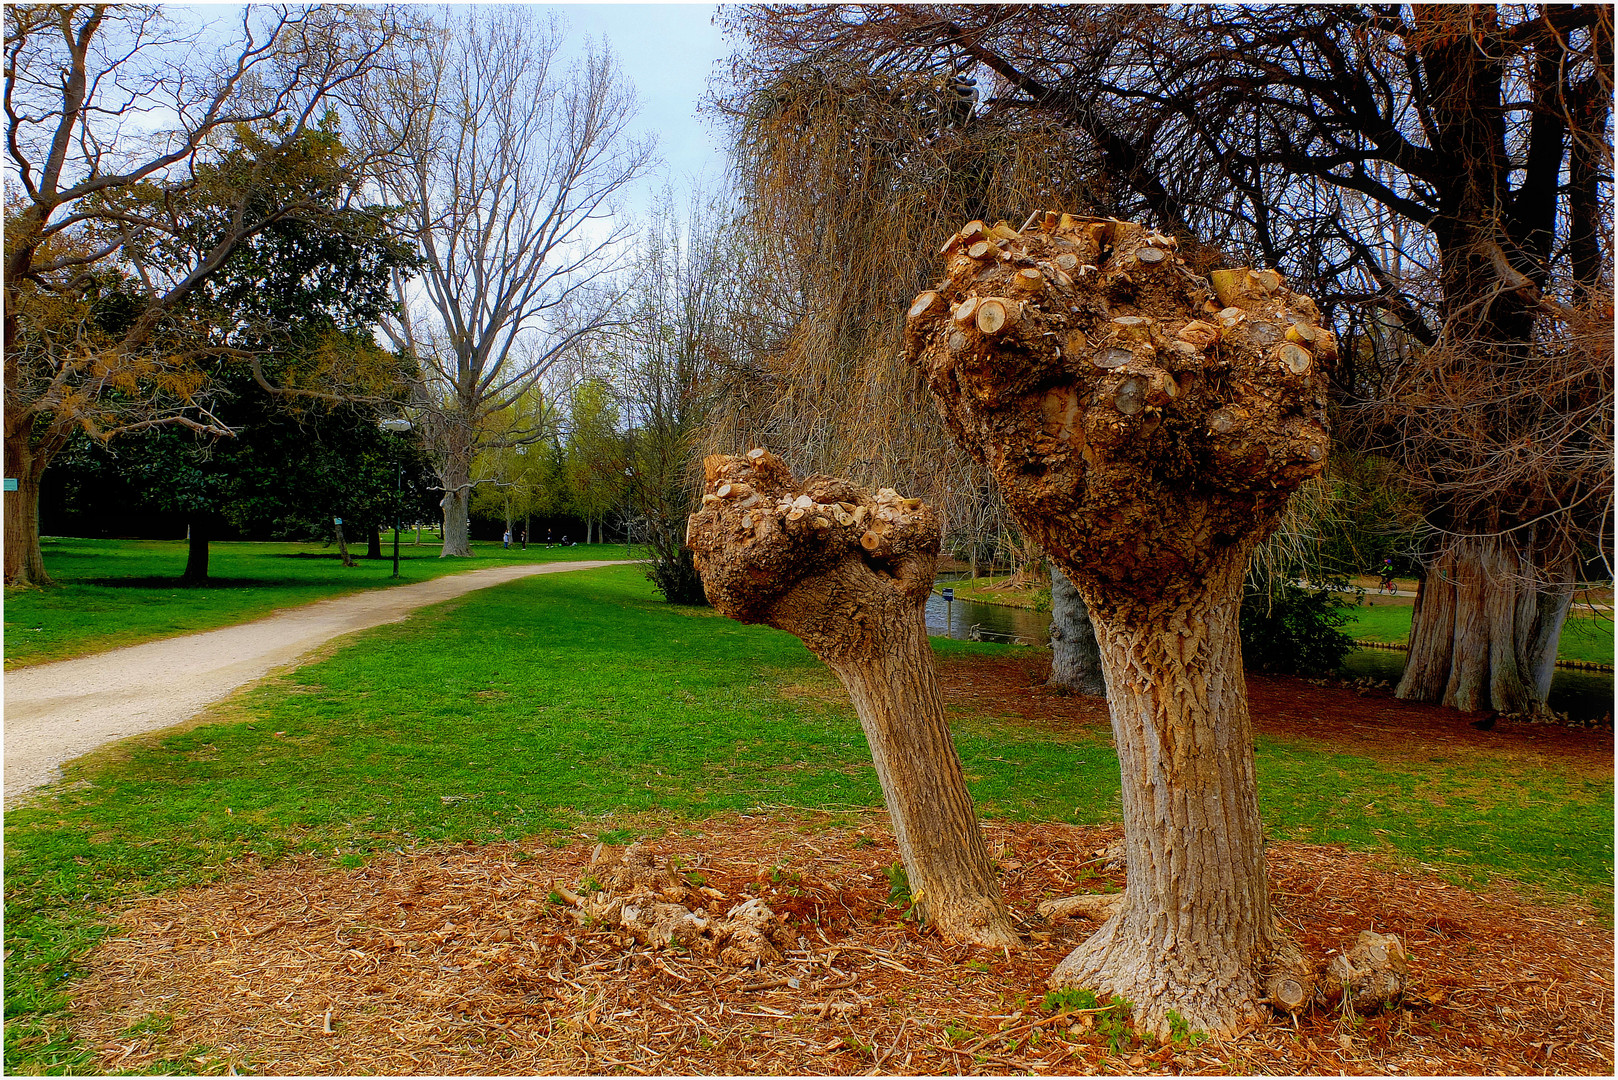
[1208,267,1250,307]
[1275,343,1313,373]
[909,291,943,319]
[1014,268,1045,291]
[975,298,1017,335]
[1265,974,1311,1014]
[1177,320,1221,349]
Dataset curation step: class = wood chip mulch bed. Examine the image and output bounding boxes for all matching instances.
[71,813,1613,1075]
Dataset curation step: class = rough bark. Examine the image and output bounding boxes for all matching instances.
[367,526,383,560]
[1050,544,1287,1032]
[439,452,473,558]
[688,449,1019,948]
[3,430,50,586]
[1397,533,1577,715]
[906,215,1329,1034]
[1048,564,1105,696]
[182,516,211,585]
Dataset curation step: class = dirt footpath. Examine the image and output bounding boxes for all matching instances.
[3,561,631,807]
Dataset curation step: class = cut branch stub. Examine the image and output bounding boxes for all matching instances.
[904,216,1330,600]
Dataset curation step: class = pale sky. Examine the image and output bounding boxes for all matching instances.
[548,3,734,213]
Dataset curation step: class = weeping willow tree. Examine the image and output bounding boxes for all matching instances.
[709,56,1103,538]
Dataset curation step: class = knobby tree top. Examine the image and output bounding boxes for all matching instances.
[904,213,1331,607]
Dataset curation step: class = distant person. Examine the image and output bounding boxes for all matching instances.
[502,528,511,549]
[519,527,527,549]
[546,528,553,547]
[1378,556,1396,594]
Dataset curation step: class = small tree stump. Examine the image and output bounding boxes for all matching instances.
[1323,931,1410,1013]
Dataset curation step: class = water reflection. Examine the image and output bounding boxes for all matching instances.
[925,591,1052,645]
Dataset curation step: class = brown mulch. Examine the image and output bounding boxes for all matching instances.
[72,816,1612,1075]
[67,658,1613,1075]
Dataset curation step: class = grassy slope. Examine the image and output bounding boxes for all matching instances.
[4,537,641,669]
[5,566,1612,1070]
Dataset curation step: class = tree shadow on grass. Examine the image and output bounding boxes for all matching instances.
[269,552,428,562]
[81,577,298,589]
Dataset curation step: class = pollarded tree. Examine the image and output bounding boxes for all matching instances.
[906,214,1330,1033]
[687,449,1019,948]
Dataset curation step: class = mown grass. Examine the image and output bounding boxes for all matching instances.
[4,536,640,669]
[5,565,1612,1073]
[1343,602,1613,665]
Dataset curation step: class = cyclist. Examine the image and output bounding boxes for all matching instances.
[1377,556,1397,595]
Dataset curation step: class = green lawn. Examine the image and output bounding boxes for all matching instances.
[4,536,641,669]
[1344,602,1613,665]
[5,565,1612,1072]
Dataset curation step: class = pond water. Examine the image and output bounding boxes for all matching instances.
[924,590,1051,645]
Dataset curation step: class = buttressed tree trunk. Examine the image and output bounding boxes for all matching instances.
[687,449,1019,948]
[905,214,1330,1035]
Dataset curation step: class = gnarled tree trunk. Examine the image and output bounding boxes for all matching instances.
[3,429,50,586]
[438,446,473,558]
[1048,564,1105,696]
[1398,531,1577,715]
[1051,543,1282,1030]
[906,214,1329,1034]
[688,449,1019,947]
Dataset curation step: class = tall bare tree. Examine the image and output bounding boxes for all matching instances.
[3,3,409,585]
[365,8,653,557]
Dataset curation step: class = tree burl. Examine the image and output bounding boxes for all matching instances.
[686,449,1018,947]
[905,214,1330,1033]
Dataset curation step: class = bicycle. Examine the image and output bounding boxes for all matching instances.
[1377,575,1398,596]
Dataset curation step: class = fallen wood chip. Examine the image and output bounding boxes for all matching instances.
[1036,893,1124,920]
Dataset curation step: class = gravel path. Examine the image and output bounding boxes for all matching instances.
[4,560,631,807]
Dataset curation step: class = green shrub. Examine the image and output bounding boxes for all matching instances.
[645,546,707,605]
[1240,580,1356,677]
